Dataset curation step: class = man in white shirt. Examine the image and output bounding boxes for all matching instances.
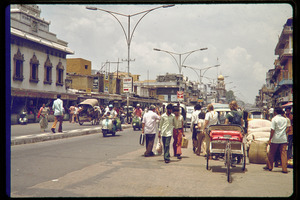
[190,104,202,153]
[158,104,175,163]
[142,105,161,157]
[203,104,219,158]
[264,107,289,173]
[51,94,64,133]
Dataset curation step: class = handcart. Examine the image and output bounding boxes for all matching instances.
[78,99,101,125]
[206,124,246,182]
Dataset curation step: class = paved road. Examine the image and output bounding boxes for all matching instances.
[10,128,294,198]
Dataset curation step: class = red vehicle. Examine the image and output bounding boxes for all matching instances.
[206,124,246,183]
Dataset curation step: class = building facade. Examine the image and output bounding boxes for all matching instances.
[10,4,74,122]
[256,17,293,109]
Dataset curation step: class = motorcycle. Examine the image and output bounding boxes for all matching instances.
[132,116,142,131]
[101,116,116,137]
[19,111,28,125]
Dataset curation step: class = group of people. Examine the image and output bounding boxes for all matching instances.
[142,104,185,163]
[264,106,293,173]
[190,101,245,159]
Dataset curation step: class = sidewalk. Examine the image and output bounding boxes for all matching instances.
[11,124,132,146]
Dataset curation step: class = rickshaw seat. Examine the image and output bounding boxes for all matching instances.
[210,130,243,142]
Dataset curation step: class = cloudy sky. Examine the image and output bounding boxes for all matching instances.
[37,3,292,104]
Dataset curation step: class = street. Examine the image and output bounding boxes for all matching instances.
[10,127,294,198]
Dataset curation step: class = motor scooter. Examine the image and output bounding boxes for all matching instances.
[132,115,142,131]
[101,116,116,137]
[19,111,28,125]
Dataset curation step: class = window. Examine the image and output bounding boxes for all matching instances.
[85,65,88,69]
[44,55,52,84]
[13,48,24,81]
[56,61,64,86]
[29,54,39,83]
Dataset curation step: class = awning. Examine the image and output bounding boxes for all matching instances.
[282,102,293,107]
[11,27,74,54]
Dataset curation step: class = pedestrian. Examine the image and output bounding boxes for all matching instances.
[37,103,49,132]
[196,111,206,156]
[74,104,79,123]
[190,104,202,153]
[69,105,75,123]
[142,104,161,157]
[285,106,293,159]
[173,106,184,159]
[203,104,219,158]
[51,94,64,133]
[225,101,244,126]
[264,107,289,173]
[158,103,175,163]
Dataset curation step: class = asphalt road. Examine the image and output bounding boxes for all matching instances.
[10,128,294,198]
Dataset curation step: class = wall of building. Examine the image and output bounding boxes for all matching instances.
[11,42,67,94]
[67,58,91,76]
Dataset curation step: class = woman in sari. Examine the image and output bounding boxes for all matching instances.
[38,104,49,132]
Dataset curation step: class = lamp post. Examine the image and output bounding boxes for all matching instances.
[87,5,174,80]
[153,47,207,103]
[87,5,174,123]
[153,48,208,74]
[182,64,219,104]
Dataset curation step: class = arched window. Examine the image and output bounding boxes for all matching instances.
[44,55,52,84]
[13,48,24,81]
[30,53,39,83]
[56,61,64,86]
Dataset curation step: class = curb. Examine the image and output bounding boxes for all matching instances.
[11,124,132,146]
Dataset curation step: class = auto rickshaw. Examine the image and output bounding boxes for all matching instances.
[78,99,101,125]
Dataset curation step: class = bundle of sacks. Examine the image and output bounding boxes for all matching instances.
[246,119,271,164]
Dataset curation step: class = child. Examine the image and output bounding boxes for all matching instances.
[173,106,184,159]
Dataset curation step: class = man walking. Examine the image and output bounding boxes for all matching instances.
[158,104,175,163]
[264,107,289,173]
[142,105,161,157]
[51,94,64,133]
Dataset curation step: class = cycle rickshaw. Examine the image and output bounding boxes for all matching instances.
[206,124,246,182]
[78,99,101,125]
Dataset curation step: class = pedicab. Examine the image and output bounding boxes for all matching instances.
[206,124,247,183]
[77,99,101,125]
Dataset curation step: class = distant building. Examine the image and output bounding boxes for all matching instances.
[272,18,293,106]
[10,4,74,121]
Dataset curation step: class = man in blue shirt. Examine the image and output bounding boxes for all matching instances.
[51,94,64,133]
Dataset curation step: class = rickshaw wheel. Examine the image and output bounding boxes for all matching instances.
[206,153,211,170]
[226,149,231,183]
[78,117,83,125]
[242,144,246,171]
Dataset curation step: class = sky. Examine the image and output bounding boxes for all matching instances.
[36,3,293,104]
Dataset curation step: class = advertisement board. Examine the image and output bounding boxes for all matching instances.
[123,77,132,93]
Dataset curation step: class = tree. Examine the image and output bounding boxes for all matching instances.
[226,90,236,103]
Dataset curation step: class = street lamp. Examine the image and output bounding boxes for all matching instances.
[182,64,219,104]
[153,47,208,74]
[153,47,207,103]
[86,5,175,81]
[87,5,174,123]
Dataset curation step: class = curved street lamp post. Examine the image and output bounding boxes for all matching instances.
[153,47,208,102]
[86,5,174,122]
[182,64,220,103]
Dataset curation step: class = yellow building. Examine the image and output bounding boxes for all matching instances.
[66,58,93,92]
[67,58,91,76]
